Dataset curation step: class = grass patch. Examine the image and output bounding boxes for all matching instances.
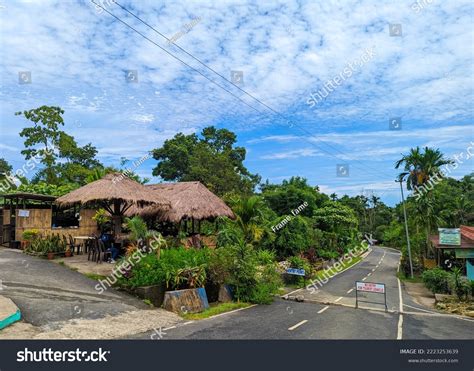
[182,302,251,320]
[311,256,362,282]
[84,273,107,281]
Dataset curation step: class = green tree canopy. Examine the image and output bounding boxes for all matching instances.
[16,106,102,185]
[313,201,359,233]
[152,126,260,196]
[261,176,328,217]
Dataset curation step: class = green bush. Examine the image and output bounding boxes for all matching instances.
[210,243,281,304]
[422,268,450,294]
[22,229,40,241]
[118,247,210,289]
[271,216,314,258]
[24,234,66,255]
[251,263,283,304]
[256,249,276,265]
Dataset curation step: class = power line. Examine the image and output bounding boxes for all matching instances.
[92,0,395,181]
[111,1,397,180]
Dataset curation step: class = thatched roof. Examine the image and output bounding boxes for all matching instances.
[126,182,235,222]
[55,173,170,211]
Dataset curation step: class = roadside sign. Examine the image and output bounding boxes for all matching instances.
[356,282,385,294]
[286,268,305,276]
[438,228,461,246]
[355,281,387,311]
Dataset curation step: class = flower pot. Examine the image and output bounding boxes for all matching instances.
[65,250,72,257]
[47,252,55,260]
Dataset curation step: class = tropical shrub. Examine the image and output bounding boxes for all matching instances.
[449,267,471,301]
[24,234,66,255]
[422,267,450,294]
[92,208,111,232]
[117,247,211,290]
[271,216,314,259]
[251,263,283,304]
[256,249,276,265]
[124,216,148,243]
[210,243,281,304]
[22,229,40,241]
[224,243,258,302]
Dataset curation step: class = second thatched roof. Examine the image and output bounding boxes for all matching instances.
[55,173,170,210]
[126,182,235,222]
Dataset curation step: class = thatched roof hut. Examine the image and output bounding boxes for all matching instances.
[126,182,235,223]
[56,173,170,234]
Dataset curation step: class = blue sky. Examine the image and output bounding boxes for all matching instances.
[0,0,473,205]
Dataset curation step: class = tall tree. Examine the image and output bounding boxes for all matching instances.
[395,146,454,190]
[261,176,328,217]
[152,126,260,196]
[16,106,102,185]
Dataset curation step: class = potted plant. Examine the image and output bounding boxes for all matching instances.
[21,229,40,250]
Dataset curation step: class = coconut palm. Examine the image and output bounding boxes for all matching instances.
[395,147,454,190]
[225,195,267,245]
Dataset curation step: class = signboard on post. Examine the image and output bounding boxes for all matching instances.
[356,282,385,293]
[438,228,461,246]
[355,281,387,311]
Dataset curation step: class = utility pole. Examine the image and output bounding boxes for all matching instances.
[397,178,414,278]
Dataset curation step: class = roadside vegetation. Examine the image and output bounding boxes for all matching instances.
[1,105,472,313]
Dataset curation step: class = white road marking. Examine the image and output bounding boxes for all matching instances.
[403,303,441,315]
[372,268,376,272]
[362,277,367,281]
[163,326,176,331]
[367,272,372,277]
[397,314,403,340]
[347,288,354,294]
[318,306,330,314]
[397,257,404,340]
[334,296,343,303]
[288,320,308,331]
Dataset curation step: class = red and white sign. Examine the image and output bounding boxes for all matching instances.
[356,281,385,294]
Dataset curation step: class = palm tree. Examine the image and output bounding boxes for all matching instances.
[395,147,454,190]
[226,195,267,245]
[396,147,453,259]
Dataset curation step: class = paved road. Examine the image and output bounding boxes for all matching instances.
[0,248,148,326]
[132,246,474,340]
[0,247,180,338]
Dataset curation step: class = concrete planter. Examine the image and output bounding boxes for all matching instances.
[218,284,233,303]
[163,287,209,314]
[134,284,166,307]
